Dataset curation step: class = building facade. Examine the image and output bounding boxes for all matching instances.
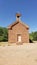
[8,13,29,44]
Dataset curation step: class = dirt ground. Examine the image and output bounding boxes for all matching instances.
[0,43,37,65]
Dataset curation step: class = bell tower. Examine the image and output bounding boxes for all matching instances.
[16,13,21,21]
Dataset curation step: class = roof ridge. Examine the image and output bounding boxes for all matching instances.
[19,20,29,28]
[7,20,29,29]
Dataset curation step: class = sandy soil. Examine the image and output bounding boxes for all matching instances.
[0,43,37,65]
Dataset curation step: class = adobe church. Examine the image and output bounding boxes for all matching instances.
[8,13,29,44]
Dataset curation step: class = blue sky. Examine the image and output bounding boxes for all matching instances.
[0,0,37,32]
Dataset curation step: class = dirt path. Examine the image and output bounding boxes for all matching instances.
[0,43,37,65]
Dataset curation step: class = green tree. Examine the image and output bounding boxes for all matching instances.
[29,31,37,41]
[0,27,3,36]
[3,28,8,41]
[0,27,8,42]
[33,32,37,41]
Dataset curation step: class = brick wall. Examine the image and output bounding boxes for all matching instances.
[8,22,29,44]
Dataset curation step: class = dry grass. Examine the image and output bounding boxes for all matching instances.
[0,42,8,46]
[0,42,37,65]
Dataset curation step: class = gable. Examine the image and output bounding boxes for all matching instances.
[9,22,29,37]
[8,21,29,30]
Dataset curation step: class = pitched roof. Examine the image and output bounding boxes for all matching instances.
[7,20,29,29]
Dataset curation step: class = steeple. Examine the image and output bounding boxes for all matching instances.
[16,13,21,21]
